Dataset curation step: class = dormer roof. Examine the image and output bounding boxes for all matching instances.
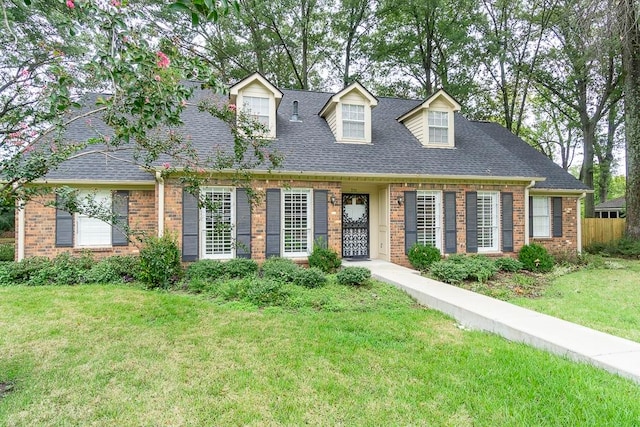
[229,72,283,108]
[318,81,378,117]
[397,89,461,123]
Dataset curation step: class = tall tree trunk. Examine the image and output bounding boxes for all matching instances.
[580,119,596,217]
[621,0,640,238]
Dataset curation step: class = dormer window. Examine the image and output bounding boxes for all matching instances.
[428,111,449,145]
[229,72,283,139]
[243,96,270,127]
[342,104,365,139]
[398,89,461,148]
[319,82,378,144]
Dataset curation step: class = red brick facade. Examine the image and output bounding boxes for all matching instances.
[20,181,580,264]
[22,189,156,260]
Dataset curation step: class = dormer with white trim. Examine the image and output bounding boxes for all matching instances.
[319,82,378,144]
[398,89,461,148]
[229,72,283,139]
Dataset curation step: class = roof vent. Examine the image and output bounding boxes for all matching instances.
[290,100,301,122]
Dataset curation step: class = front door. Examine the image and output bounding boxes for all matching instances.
[342,194,369,258]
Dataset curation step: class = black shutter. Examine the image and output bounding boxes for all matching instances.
[501,192,514,252]
[265,189,281,258]
[466,191,478,253]
[404,191,417,254]
[55,194,73,247]
[529,196,534,237]
[112,190,129,246]
[313,190,328,248]
[552,197,563,237]
[444,192,457,254]
[236,188,252,258]
[182,188,199,261]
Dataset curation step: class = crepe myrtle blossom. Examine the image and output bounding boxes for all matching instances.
[156,51,170,69]
[227,103,237,112]
[162,162,171,169]
[66,0,75,9]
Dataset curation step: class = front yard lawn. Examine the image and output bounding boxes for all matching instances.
[509,259,640,343]
[2,282,640,425]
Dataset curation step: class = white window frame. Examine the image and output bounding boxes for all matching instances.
[477,191,499,253]
[242,96,271,128]
[282,189,312,257]
[417,191,442,251]
[200,187,235,259]
[342,103,365,140]
[532,196,551,238]
[75,190,112,248]
[427,110,449,145]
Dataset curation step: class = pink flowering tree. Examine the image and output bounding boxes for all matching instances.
[0,0,279,229]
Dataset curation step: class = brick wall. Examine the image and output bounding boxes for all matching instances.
[389,183,528,267]
[22,189,156,260]
[531,196,580,255]
[163,179,342,261]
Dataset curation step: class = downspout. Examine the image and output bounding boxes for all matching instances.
[156,171,164,237]
[577,192,586,253]
[524,180,536,246]
[17,199,25,261]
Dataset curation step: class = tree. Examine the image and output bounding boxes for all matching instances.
[1,0,279,219]
[533,0,622,217]
[619,0,640,238]
[477,0,556,135]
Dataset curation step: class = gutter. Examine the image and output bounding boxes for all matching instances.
[577,192,587,253]
[524,180,536,246]
[156,171,165,238]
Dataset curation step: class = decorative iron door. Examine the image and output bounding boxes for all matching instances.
[342,194,369,258]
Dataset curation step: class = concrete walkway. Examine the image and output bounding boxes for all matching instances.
[344,259,640,384]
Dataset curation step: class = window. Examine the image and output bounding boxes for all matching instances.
[76,190,112,247]
[243,96,270,127]
[428,111,449,145]
[477,192,499,252]
[417,191,442,250]
[201,187,234,259]
[532,197,551,237]
[282,189,312,256]
[342,104,365,139]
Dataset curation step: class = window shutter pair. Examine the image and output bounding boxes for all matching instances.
[55,191,129,247]
[465,191,514,253]
[404,191,457,254]
[528,196,563,238]
[264,189,329,258]
[181,188,253,261]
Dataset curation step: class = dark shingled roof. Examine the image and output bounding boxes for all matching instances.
[43,86,588,191]
[595,197,625,210]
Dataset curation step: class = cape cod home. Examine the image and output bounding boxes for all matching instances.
[16,72,589,266]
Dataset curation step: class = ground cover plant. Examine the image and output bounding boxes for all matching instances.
[2,283,640,425]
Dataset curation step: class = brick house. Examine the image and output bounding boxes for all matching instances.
[16,73,589,265]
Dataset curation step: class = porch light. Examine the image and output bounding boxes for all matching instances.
[397,195,404,205]
[330,193,337,206]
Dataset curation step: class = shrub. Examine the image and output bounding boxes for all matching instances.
[293,267,327,288]
[464,256,498,283]
[518,243,554,272]
[407,243,441,271]
[0,243,14,262]
[430,260,469,284]
[8,257,51,284]
[0,262,13,285]
[139,235,182,289]
[307,243,342,273]
[224,258,259,279]
[47,252,94,285]
[261,257,300,283]
[185,259,226,281]
[336,266,371,286]
[494,257,524,272]
[83,255,140,284]
[242,277,288,306]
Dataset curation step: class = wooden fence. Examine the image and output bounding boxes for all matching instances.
[582,218,626,247]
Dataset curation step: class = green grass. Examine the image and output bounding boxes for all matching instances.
[2,283,640,425]
[509,259,640,343]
